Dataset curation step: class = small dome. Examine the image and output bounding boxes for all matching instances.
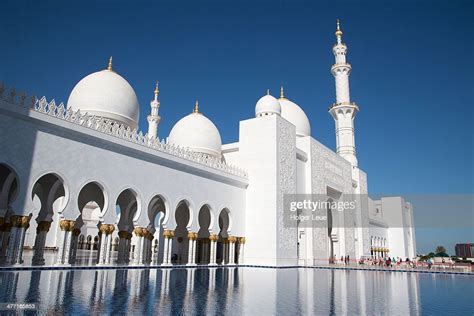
[255,93,281,117]
[67,68,140,129]
[168,108,222,157]
[279,98,311,137]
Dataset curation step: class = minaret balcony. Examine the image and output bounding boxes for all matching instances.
[328,102,358,111]
[331,63,352,75]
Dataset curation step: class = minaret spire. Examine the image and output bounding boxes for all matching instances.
[194,100,199,113]
[154,81,159,101]
[335,19,343,44]
[329,19,359,167]
[280,85,285,99]
[107,56,113,71]
[147,81,161,139]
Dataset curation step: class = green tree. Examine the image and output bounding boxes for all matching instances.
[435,246,447,254]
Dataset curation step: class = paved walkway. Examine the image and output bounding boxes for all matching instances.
[1,250,472,275]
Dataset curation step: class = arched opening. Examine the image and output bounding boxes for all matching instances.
[29,173,67,265]
[147,195,167,264]
[0,163,20,260]
[171,200,190,264]
[115,188,138,264]
[116,189,137,232]
[217,209,230,264]
[196,205,212,264]
[77,182,106,264]
[0,163,19,218]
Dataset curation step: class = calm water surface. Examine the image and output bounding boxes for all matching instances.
[0,267,472,315]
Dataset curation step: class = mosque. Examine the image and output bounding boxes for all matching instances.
[0,21,416,267]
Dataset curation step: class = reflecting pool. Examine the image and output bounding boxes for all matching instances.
[0,268,472,315]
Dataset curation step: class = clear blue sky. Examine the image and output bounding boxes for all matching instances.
[1,0,472,254]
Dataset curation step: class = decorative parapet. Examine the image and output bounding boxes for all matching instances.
[0,83,248,179]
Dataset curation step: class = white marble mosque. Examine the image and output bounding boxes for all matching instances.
[0,21,416,267]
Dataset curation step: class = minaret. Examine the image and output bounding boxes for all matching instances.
[147,82,161,139]
[329,20,359,167]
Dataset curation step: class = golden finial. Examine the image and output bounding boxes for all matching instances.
[335,19,343,37]
[193,100,199,113]
[107,56,113,71]
[266,89,270,95]
[154,81,159,97]
[280,85,285,99]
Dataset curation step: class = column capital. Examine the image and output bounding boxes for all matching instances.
[72,228,81,236]
[133,226,143,236]
[106,224,115,235]
[99,223,109,234]
[228,236,237,243]
[118,230,129,239]
[238,237,246,244]
[187,232,198,240]
[209,234,218,242]
[163,229,175,238]
[36,221,52,233]
[67,221,76,232]
[59,219,74,231]
[10,215,30,228]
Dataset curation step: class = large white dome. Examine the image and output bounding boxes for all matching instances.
[168,110,222,158]
[279,97,311,137]
[67,69,140,129]
[255,94,281,117]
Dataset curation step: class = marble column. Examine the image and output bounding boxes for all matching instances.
[97,224,108,265]
[117,231,129,264]
[56,220,74,265]
[126,233,132,264]
[228,236,236,265]
[238,237,245,264]
[186,232,197,266]
[192,235,197,264]
[5,215,30,265]
[32,221,52,265]
[146,232,153,264]
[167,237,173,264]
[209,234,218,266]
[133,227,144,265]
[136,227,148,265]
[69,228,81,264]
[161,230,174,266]
[63,222,76,265]
[223,239,229,264]
[104,225,115,264]
[0,222,12,263]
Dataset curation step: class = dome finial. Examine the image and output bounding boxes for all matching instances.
[280,85,285,99]
[107,56,113,71]
[266,89,270,95]
[194,100,199,113]
[335,19,343,38]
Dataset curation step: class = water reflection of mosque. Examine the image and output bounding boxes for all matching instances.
[2,268,422,314]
